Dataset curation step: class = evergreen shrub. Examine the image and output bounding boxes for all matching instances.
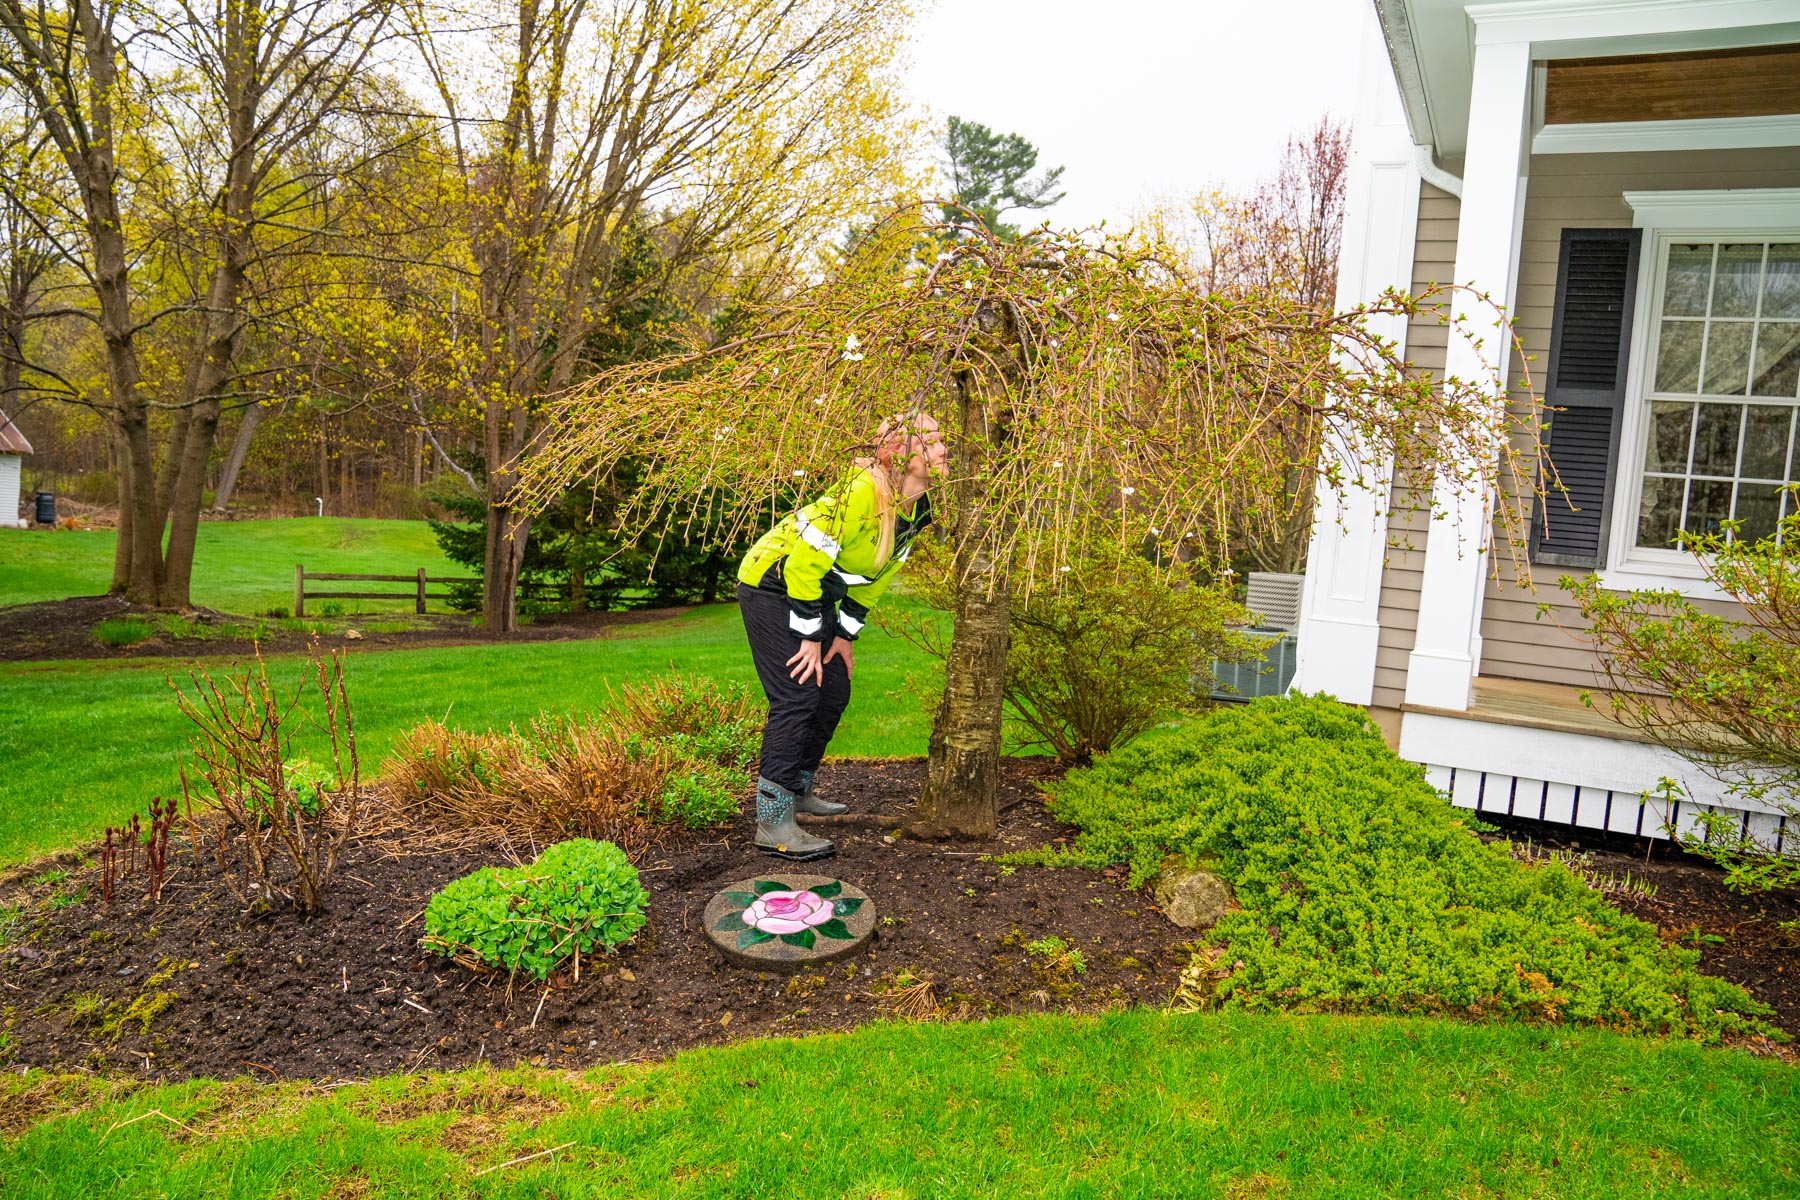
[1006,695,1777,1043]
[422,839,648,979]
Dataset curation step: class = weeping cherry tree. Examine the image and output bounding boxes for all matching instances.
[518,211,1543,839]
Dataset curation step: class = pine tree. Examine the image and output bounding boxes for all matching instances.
[940,116,1066,238]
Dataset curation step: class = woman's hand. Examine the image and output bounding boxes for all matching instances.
[824,636,854,681]
[787,639,825,686]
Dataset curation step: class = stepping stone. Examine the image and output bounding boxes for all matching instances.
[703,874,876,973]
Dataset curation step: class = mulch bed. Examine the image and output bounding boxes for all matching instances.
[4,763,1796,1086]
[0,595,689,663]
[0,760,1197,1083]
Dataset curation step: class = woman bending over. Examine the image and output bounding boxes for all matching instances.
[735,413,948,860]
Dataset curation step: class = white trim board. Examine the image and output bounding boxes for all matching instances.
[1625,188,1800,228]
[1534,114,1800,156]
[1398,709,1786,815]
[1466,0,1800,50]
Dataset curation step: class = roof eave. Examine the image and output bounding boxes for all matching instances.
[0,409,32,456]
[1374,0,1439,152]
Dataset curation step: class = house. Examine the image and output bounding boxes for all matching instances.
[0,408,29,529]
[1293,0,1800,845]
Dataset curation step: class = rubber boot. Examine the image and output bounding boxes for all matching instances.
[755,776,835,861]
[793,768,847,816]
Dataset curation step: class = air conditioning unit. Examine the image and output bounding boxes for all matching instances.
[1208,572,1303,701]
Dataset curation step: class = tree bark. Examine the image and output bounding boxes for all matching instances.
[210,401,266,512]
[911,361,1014,839]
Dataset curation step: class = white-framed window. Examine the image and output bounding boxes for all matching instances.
[1609,191,1800,594]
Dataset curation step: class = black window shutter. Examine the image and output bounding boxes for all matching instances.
[1529,227,1642,569]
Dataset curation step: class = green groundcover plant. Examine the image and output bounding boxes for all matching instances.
[1006,695,1778,1043]
[422,839,648,980]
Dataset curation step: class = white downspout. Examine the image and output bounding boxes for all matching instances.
[1414,144,1463,199]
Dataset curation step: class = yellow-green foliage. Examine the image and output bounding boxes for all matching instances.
[1011,695,1778,1043]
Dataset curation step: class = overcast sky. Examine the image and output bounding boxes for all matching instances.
[903,0,1368,229]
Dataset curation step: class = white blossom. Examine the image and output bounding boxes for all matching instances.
[793,469,806,477]
[1051,460,1063,468]
[1120,486,1136,496]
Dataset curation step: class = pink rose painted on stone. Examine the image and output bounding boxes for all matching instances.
[742,889,834,935]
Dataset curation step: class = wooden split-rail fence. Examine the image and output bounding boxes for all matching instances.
[293,565,472,616]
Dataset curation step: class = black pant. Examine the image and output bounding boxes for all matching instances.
[739,582,851,793]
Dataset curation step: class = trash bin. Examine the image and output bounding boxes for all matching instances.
[33,492,55,525]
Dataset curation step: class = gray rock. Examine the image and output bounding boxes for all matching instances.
[1152,862,1233,929]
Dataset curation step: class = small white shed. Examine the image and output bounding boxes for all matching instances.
[0,408,31,529]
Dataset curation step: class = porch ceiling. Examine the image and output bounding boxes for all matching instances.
[1374,0,1800,159]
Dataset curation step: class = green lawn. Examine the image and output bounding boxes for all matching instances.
[4,1009,1793,1198]
[0,604,936,866]
[0,518,459,613]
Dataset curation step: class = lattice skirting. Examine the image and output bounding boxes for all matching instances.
[1422,763,1792,853]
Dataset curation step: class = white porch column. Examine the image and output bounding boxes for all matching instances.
[1292,10,1421,704]
[1402,36,1532,712]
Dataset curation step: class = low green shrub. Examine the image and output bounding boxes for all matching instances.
[93,616,153,647]
[654,761,741,828]
[421,838,648,979]
[1007,695,1777,1044]
[609,673,764,768]
[882,535,1253,762]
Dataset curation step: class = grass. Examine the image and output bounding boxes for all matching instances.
[92,616,153,647]
[0,604,936,867]
[1,1009,1793,1197]
[0,518,459,613]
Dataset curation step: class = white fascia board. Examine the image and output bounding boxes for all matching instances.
[1535,114,1800,156]
[1467,0,1800,48]
[1398,710,1782,813]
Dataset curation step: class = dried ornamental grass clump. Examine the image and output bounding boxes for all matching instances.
[1009,695,1780,1045]
[383,671,765,853]
[422,839,648,981]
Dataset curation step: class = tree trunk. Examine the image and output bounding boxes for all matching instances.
[911,361,1014,839]
[912,538,1012,839]
[211,401,265,512]
[482,493,529,632]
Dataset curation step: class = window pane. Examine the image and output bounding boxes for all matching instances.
[1637,476,1686,548]
[1686,478,1734,536]
[1663,244,1713,317]
[1655,320,1704,392]
[1703,323,1753,396]
[1692,404,1742,476]
[1753,321,1800,398]
[1734,484,1782,543]
[1646,401,1693,472]
[1712,244,1765,318]
[1764,244,1800,319]
[1741,405,1793,480]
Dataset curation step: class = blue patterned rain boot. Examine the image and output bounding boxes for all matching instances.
[793,768,847,816]
[755,776,835,861]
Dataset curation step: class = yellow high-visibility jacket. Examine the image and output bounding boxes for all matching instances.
[738,467,932,641]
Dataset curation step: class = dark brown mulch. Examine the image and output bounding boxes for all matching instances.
[0,594,690,663]
[1480,814,1800,1037]
[0,760,1197,1083]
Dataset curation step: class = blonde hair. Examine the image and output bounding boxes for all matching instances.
[861,410,925,570]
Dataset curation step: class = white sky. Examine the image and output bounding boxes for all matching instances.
[904,0,1368,229]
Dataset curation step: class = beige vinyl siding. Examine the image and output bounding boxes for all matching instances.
[1478,145,1800,688]
[1371,181,1459,709]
